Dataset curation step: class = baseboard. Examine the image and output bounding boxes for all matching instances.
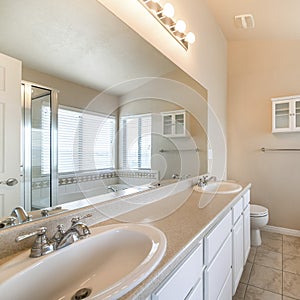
[262,225,300,237]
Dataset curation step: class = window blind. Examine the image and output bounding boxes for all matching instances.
[58,106,115,173]
[120,114,151,169]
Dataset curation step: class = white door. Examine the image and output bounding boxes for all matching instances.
[232,216,244,295]
[0,52,22,217]
[243,204,251,264]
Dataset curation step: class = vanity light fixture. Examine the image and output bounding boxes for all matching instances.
[138,0,196,50]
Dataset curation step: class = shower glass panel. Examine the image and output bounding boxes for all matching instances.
[31,86,51,209]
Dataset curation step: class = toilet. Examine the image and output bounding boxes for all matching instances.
[250,204,269,246]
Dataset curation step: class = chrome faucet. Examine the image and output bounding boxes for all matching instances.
[11,206,32,223]
[54,214,91,249]
[107,185,117,192]
[197,175,217,187]
[15,214,91,258]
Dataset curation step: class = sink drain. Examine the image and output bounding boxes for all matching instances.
[71,288,92,300]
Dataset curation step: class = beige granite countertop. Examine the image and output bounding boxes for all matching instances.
[94,183,251,299]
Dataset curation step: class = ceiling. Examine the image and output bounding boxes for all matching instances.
[205,0,300,40]
[0,0,176,95]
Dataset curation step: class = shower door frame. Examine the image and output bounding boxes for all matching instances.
[22,81,58,211]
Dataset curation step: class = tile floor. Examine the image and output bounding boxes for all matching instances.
[233,231,300,300]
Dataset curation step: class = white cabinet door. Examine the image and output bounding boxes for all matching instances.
[217,270,232,300]
[0,53,22,217]
[152,243,203,300]
[204,233,232,300]
[204,210,232,265]
[232,216,244,295]
[243,204,251,265]
[295,99,300,130]
[272,99,291,132]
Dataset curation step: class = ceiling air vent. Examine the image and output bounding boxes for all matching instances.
[234,14,255,29]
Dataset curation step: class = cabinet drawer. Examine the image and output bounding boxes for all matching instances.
[232,198,243,224]
[217,269,232,300]
[204,233,232,300]
[243,190,250,209]
[204,210,232,265]
[152,243,203,300]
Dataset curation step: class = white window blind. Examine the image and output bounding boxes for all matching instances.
[120,114,151,169]
[58,106,115,173]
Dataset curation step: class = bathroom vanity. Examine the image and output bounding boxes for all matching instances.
[0,181,251,300]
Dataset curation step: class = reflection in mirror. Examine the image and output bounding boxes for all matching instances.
[0,0,208,227]
[27,85,52,209]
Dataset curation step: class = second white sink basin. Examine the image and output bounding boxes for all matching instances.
[0,223,166,300]
[194,181,242,194]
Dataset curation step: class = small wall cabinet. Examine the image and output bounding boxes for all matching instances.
[162,110,186,137]
[272,96,300,133]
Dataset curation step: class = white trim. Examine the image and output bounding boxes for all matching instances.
[271,95,300,102]
[262,225,300,237]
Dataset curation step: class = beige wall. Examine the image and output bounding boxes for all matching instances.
[98,0,228,179]
[23,67,119,114]
[228,40,300,230]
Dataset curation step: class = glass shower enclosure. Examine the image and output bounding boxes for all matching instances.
[22,82,58,211]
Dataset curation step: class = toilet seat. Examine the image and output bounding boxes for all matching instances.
[250,204,268,217]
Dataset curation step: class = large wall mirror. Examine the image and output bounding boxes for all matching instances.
[0,0,208,227]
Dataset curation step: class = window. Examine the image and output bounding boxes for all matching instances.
[58,106,115,173]
[120,114,152,169]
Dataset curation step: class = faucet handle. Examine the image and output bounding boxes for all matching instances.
[51,224,65,246]
[4,216,16,226]
[16,227,54,257]
[16,227,48,242]
[71,213,92,225]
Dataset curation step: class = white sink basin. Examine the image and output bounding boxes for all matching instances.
[0,224,166,300]
[194,181,242,194]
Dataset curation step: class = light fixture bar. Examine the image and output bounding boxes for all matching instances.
[138,0,195,50]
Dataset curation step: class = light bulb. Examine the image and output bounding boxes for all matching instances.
[185,32,196,44]
[163,3,175,18]
[175,20,186,33]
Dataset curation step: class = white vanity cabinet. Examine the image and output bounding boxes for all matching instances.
[272,96,300,132]
[152,242,203,300]
[162,110,186,137]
